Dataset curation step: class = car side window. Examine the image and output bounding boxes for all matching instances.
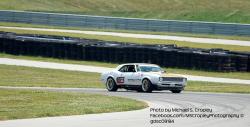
[118,65,127,72]
[118,65,136,72]
[127,65,136,72]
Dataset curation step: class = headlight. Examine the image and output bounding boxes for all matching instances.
[159,77,163,82]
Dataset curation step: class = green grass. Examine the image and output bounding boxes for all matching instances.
[0,89,147,120]
[1,22,250,41]
[0,64,103,88]
[187,81,250,94]
[1,53,250,80]
[0,0,250,24]
[1,27,250,52]
[167,68,250,80]
[0,64,250,94]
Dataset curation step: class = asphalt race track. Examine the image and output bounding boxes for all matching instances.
[0,87,249,127]
[1,24,250,127]
[0,58,249,127]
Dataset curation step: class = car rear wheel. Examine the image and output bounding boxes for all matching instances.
[171,90,182,93]
[106,78,118,91]
[141,79,153,93]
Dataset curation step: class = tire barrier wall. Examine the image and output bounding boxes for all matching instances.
[1,10,250,36]
[0,32,249,72]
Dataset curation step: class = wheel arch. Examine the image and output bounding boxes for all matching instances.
[141,77,153,93]
[106,75,116,83]
[141,76,152,84]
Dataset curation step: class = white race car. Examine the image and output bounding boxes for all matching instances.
[101,63,187,93]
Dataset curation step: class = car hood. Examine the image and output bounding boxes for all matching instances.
[145,72,184,78]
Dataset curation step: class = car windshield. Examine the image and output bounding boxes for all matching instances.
[139,66,162,72]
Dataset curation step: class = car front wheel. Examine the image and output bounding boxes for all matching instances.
[171,90,182,93]
[141,79,153,93]
[106,78,118,91]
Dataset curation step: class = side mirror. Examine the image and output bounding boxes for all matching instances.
[161,70,166,73]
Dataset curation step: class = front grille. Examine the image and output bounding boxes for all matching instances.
[162,84,183,87]
[162,77,184,82]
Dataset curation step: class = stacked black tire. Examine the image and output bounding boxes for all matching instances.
[0,32,249,72]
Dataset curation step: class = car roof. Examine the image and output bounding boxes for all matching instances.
[115,63,160,70]
[119,63,159,66]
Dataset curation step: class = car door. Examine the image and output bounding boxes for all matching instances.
[124,65,141,85]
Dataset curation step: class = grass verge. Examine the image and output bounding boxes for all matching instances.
[187,81,250,94]
[0,89,147,120]
[0,24,250,52]
[1,22,250,41]
[0,64,103,88]
[0,64,249,94]
[1,53,250,80]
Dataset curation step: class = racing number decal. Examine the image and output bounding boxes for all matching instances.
[116,77,125,84]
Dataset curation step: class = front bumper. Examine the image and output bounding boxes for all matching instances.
[155,81,186,90]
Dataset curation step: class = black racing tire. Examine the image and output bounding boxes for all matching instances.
[171,90,182,93]
[141,79,153,93]
[106,77,118,92]
[136,87,143,92]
